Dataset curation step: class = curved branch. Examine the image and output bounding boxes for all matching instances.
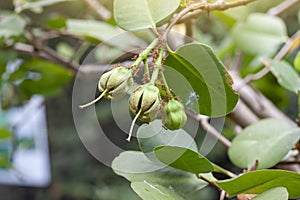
[230,71,296,126]
[186,110,232,148]
[84,0,111,20]
[163,0,256,38]
[267,0,300,16]
[13,43,79,74]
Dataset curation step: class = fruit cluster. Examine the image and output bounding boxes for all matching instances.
[79,47,187,142]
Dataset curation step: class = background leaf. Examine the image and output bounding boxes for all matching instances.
[252,187,288,200]
[66,19,146,49]
[0,131,13,169]
[112,151,208,197]
[10,58,73,97]
[0,14,26,39]
[131,181,185,200]
[228,118,300,169]
[0,128,12,139]
[137,120,197,161]
[114,0,180,31]
[14,0,71,13]
[154,146,214,174]
[217,170,300,198]
[231,13,287,56]
[269,60,300,93]
[294,52,300,72]
[164,43,239,117]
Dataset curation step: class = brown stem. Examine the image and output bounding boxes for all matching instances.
[235,60,271,90]
[163,0,256,40]
[219,190,226,200]
[273,30,300,61]
[278,160,300,165]
[230,71,296,126]
[185,20,193,39]
[186,110,232,148]
[267,0,300,16]
[13,42,79,74]
[84,0,111,20]
[198,174,222,191]
[227,100,259,128]
[178,0,256,24]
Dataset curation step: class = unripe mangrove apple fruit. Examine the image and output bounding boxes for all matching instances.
[79,66,133,109]
[162,98,187,130]
[98,66,134,99]
[126,83,161,142]
[129,83,161,123]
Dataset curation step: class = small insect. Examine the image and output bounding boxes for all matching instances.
[185,91,199,109]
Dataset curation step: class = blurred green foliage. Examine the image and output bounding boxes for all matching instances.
[0,0,299,199]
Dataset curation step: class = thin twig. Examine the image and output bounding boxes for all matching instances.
[231,51,243,71]
[236,61,271,90]
[13,42,79,74]
[185,20,193,39]
[274,30,300,61]
[213,163,237,178]
[219,190,226,200]
[278,160,300,165]
[162,1,207,40]
[84,0,111,20]
[230,71,296,126]
[162,0,256,40]
[236,30,300,89]
[227,100,259,128]
[268,0,300,16]
[178,0,256,24]
[186,110,232,148]
[198,174,222,191]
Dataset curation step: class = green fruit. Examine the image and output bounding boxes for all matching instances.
[79,66,133,109]
[98,67,134,100]
[127,83,161,142]
[162,98,187,130]
[129,83,161,123]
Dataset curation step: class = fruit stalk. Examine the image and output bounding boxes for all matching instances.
[150,48,164,83]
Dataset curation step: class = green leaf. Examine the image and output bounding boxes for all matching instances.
[56,43,74,59]
[298,91,300,119]
[0,157,12,169]
[137,120,197,161]
[0,14,26,39]
[294,52,300,72]
[46,16,67,29]
[0,138,13,169]
[164,43,239,117]
[0,128,12,139]
[66,19,145,49]
[112,151,208,196]
[228,118,300,169]
[217,170,300,198]
[232,13,287,56]
[66,19,121,42]
[14,0,71,13]
[269,60,300,93]
[131,181,185,200]
[114,0,180,31]
[14,58,73,97]
[252,187,288,200]
[154,146,214,174]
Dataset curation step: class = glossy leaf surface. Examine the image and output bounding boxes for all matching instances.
[114,0,180,31]
[164,43,239,117]
[217,170,300,198]
[154,146,214,174]
[229,118,300,169]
